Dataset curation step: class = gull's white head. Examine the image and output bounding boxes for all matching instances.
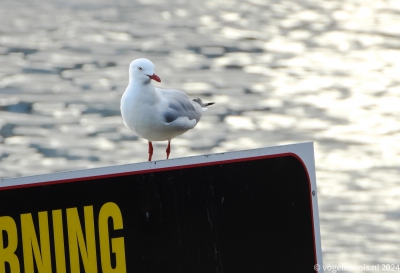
[129,58,161,83]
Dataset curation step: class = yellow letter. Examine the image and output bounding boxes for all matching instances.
[98,202,126,273]
[21,212,51,273]
[67,206,97,273]
[52,210,66,273]
[0,216,20,273]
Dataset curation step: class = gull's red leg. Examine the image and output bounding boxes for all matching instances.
[148,141,153,161]
[166,140,171,159]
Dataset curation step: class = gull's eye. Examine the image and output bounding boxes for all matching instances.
[138,67,142,70]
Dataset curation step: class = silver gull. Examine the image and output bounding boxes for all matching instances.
[121,58,214,161]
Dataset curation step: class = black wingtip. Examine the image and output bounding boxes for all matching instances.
[193,98,215,107]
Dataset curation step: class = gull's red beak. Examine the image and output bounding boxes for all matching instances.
[148,73,161,82]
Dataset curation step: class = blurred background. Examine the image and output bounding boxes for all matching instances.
[0,0,399,270]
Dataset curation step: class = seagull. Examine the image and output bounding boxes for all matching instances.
[121,58,214,161]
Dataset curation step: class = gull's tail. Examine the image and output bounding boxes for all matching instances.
[193,98,215,111]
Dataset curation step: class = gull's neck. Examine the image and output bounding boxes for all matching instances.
[127,79,159,104]
[128,77,152,90]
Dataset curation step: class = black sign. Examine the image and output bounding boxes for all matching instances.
[0,152,319,273]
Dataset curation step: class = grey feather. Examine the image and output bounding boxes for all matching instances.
[157,89,201,124]
[163,110,179,123]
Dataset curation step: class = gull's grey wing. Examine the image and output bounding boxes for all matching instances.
[157,88,202,125]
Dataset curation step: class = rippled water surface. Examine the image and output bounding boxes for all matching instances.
[1,0,399,270]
